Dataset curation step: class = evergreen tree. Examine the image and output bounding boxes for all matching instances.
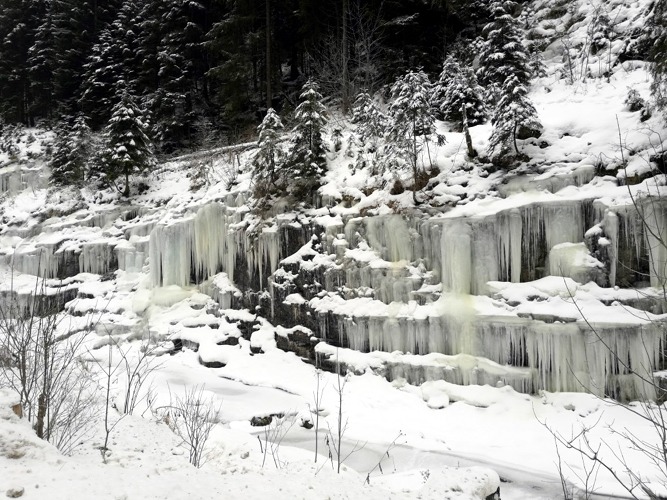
[352,91,387,144]
[651,0,667,110]
[0,0,46,124]
[351,91,388,174]
[487,74,541,159]
[28,7,55,120]
[286,79,328,197]
[205,0,265,128]
[139,0,210,151]
[100,88,154,197]
[432,55,461,115]
[434,56,486,129]
[387,69,440,202]
[80,0,144,128]
[51,0,120,114]
[476,1,531,102]
[252,107,284,197]
[50,114,93,186]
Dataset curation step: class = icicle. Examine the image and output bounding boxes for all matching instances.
[149,217,195,287]
[79,241,116,275]
[441,220,472,294]
[642,198,667,289]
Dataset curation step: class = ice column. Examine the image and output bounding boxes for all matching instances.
[441,219,472,294]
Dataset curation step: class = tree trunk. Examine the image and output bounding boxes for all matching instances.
[412,116,420,205]
[266,0,272,110]
[341,0,349,114]
[462,105,475,159]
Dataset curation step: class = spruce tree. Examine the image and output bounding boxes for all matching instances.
[487,74,541,159]
[28,8,55,120]
[50,115,93,187]
[286,79,328,197]
[0,0,46,124]
[477,1,531,103]
[435,56,486,130]
[387,69,440,202]
[433,55,461,117]
[351,91,388,174]
[252,107,284,198]
[651,0,667,110]
[80,0,144,128]
[138,0,209,151]
[100,88,154,197]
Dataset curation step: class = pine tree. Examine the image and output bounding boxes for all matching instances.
[487,74,541,160]
[50,114,93,186]
[477,1,531,103]
[387,69,440,202]
[286,79,328,197]
[100,88,154,197]
[252,108,284,198]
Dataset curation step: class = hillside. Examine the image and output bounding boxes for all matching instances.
[3,0,667,499]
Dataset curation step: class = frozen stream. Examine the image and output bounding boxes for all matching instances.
[158,355,631,500]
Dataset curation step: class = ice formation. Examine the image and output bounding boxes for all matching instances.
[2,168,666,401]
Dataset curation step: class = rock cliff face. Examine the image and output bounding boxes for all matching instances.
[3,156,665,401]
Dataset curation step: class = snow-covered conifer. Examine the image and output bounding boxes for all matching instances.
[286,79,328,196]
[432,55,462,116]
[352,91,387,147]
[387,69,440,202]
[436,57,486,129]
[651,0,667,110]
[477,1,531,103]
[351,91,388,175]
[50,115,93,187]
[487,74,541,159]
[100,88,154,197]
[80,1,143,127]
[252,108,284,197]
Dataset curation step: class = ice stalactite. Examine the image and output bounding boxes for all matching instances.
[193,203,234,283]
[521,201,586,282]
[115,237,149,273]
[149,216,196,287]
[246,226,280,289]
[441,219,472,294]
[497,208,522,283]
[344,215,417,263]
[9,244,61,278]
[641,198,667,289]
[150,201,285,289]
[439,206,528,295]
[601,210,620,286]
[79,241,117,275]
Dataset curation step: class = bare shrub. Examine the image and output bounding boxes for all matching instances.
[0,278,98,455]
[158,385,222,467]
[257,413,298,469]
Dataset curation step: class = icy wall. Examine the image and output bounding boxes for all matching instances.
[3,190,666,400]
